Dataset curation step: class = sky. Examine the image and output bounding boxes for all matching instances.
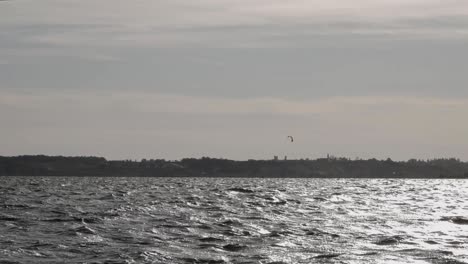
[1,0,468,161]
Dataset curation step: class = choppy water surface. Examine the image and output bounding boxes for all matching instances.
[1,177,467,264]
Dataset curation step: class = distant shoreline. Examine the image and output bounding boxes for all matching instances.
[1,155,468,178]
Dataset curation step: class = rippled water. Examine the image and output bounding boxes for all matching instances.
[1,177,467,264]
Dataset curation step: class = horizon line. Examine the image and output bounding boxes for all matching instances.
[1,154,466,163]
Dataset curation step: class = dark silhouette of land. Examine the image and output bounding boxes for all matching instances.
[1,155,468,178]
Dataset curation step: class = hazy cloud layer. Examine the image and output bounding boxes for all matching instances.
[1,91,468,160]
[2,0,468,50]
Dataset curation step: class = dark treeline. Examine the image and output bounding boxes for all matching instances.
[1,155,468,178]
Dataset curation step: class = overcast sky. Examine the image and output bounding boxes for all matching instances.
[1,0,468,160]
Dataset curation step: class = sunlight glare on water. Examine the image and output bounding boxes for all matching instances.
[0,177,467,264]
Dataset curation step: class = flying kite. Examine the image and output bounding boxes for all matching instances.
[287,136,294,142]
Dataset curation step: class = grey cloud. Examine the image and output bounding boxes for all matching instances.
[1,0,468,159]
[2,35,468,99]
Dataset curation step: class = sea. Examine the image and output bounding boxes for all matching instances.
[0,177,467,264]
